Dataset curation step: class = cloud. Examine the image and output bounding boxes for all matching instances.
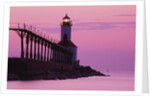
[73,21,135,31]
[73,22,115,30]
[40,27,60,33]
[30,23,60,34]
[116,14,136,17]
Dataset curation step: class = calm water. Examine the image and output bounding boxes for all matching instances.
[7,73,134,91]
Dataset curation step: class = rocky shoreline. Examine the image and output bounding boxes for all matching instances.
[8,65,106,81]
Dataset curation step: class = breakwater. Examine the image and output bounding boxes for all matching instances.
[8,58,105,80]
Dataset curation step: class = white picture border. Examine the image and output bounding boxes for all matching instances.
[1,0,144,95]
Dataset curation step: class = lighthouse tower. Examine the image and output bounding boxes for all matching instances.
[61,14,72,41]
[58,14,77,63]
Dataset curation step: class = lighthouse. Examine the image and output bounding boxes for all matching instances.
[58,14,77,63]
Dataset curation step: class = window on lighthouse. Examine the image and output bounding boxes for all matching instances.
[63,34,68,41]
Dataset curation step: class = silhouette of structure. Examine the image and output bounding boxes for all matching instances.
[9,23,73,64]
[58,14,77,64]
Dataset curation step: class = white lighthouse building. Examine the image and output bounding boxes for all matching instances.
[58,14,77,63]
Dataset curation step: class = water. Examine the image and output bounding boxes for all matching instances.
[7,73,134,91]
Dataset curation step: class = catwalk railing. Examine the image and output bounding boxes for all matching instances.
[9,23,73,64]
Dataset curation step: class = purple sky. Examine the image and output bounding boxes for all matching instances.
[8,6,136,74]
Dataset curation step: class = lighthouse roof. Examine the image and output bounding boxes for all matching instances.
[63,14,70,19]
[58,40,77,47]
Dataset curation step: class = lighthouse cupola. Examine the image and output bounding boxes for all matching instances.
[61,14,72,41]
[62,14,72,26]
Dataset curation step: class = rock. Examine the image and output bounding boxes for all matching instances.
[8,65,106,80]
[8,73,20,80]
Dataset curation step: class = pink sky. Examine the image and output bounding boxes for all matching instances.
[9,5,136,74]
